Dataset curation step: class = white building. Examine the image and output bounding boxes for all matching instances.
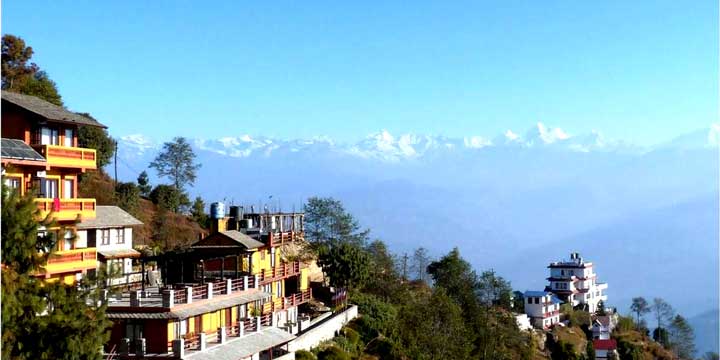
[546,252,608,313]
[76,206,143,284]
[523,291,562,329]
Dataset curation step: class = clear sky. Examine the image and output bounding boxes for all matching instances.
[2,1,717,145]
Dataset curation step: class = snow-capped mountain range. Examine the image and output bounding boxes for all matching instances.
[119,122,719,162]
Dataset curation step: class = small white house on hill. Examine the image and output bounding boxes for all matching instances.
[524,291,562,329]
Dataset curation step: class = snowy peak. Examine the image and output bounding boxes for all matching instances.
[115,125,716,163]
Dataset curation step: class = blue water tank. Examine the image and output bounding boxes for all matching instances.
[210,202,225,219]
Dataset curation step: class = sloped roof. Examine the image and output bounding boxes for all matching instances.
[2,91,106,128]
[77,206,143,229]
[192,230,265,250]
[524,290,551,298]
[593,339,617,350]
[186,327,296,360]
[98,248,141,259]
[1,138,45,162]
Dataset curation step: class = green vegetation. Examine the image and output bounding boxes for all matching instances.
[77,116,116,169]
[2,34,63,105]
[1,187,111,359]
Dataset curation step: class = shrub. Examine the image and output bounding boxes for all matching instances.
[317,346,351,360]
[295,350,317,360]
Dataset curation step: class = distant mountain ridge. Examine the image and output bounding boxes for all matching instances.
[118,122,720,162]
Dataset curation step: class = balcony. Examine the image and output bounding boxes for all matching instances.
[257,261,302,284]
[35,198,96,221]
[33,144,97,170]
[45,248,97,275]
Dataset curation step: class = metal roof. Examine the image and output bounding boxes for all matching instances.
[2,91,106,128]
[77,206,143,229]
[107,290,271,320]
[1,138,46,162]
[186,327,296,360]
[98,248,141,260]
[524,290,551,298]
[192,230,265,250]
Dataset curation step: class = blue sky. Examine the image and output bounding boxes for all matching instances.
[2,1,717,145]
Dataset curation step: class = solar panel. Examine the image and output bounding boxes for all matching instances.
[1,138,46,162]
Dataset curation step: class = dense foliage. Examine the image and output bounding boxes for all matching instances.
[1,187,111,359]
[2,34,62,105]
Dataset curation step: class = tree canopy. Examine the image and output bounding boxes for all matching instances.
[149,137,200,192]
[2,34,62,106]
[1,186,111,359]
[304,197,369,247]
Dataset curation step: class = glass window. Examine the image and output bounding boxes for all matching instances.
[63,230,73,251]
[62,179,74,199]
[41,179,59,198]
[64,129,73,147]
[117,228,125,244]
[4,177,21,191]
[101,229,110,245]
[41,127,59,145]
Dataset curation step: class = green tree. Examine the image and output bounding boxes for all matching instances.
[652,298,675,330]
[427,247,479,313]
[630,297,651,326]
[2,34,62,106]
[317,346,351,360]
[476,269,513,309]
[190,196,209,228]
[149,137,200,192]
[364,240,401,300]
[77,120,115,169]
[295,350,317,360]
[409,247,432,283]
[114,182,140,216]
[137,170,151,197]
[317,242,370,292]
[654,327,670,348]
[586,340,595,360]
[304,197,369,247]
[395,288,472,360]
[668,314,695,359]
[150,184,189,213]
[1,187,111,359]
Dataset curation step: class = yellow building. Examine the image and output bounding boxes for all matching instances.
[1,91,104,284]
[104,207,312,359]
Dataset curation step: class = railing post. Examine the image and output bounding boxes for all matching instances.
[226,279,232,295]
[162,289,175,308]
[206,283,213,299]
[242,275,249,291]
[119,338,130,356]
[255,316,262,331]
[199,333,207,351]
[135,338,146,358]
[254,274,260,289]
[186,287,193,304]
[172,339,185,358]
[218,327,226,343]
[130,290,141,307]
[238,321,245,337]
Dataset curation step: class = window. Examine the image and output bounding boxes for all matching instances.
[270,248,276,267]
[4,177,21,192]
[117,228,125,244]
[63,230,73,251]
[62,179,74,199]
[560,269,564,276]
[276,281,281,296]
[40,179,59,198]
[101,229,110,245]
[64,129,74,147]
[40,127,59,145]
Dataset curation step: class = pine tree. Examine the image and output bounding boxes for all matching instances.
[668,314,695,359]
[1,187,111,359]
[137,170,152,197]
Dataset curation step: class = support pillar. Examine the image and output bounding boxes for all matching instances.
[220,257,225,280]
[172,339,185,358]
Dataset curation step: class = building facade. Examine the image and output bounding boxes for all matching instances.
[76,206,143,285]
[546,252,608,313]
[1,91,104,284]
[523,291,562,329]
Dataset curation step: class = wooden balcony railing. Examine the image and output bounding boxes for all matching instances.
[258,261,301,284]
[33,144,97,170]
[47,248,97,264]
[261,288,312,314]
[35,198,96,221]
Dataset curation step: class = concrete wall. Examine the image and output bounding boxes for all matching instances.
[287,305,358,352]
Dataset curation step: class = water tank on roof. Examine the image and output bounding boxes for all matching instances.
[229,206,242,219]
[210,202,225,219]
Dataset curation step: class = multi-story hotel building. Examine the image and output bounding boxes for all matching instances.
[104,205,312,359]
[1,91,103,284]
[545,252,608,313]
